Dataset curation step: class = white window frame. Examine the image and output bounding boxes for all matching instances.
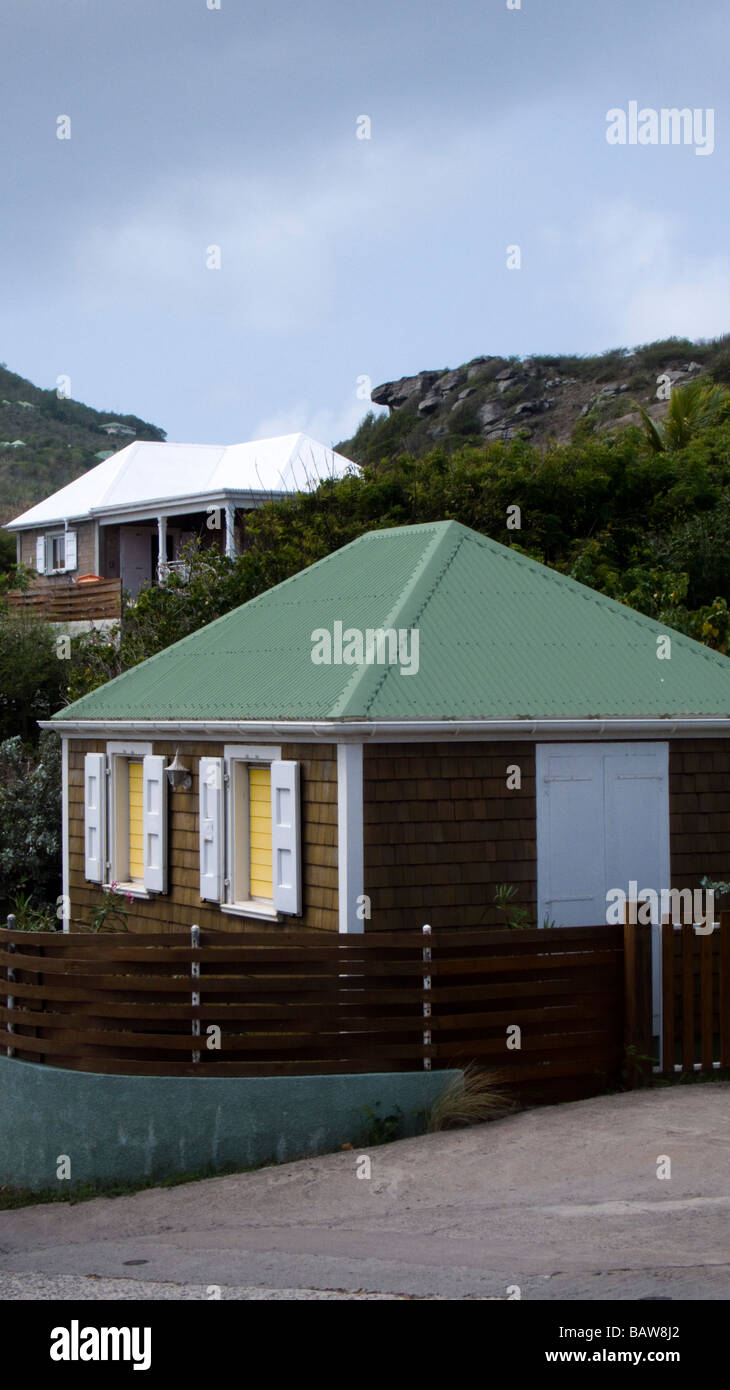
[221,744,281,921]
[46,530,66,574]
[106,741,153,898]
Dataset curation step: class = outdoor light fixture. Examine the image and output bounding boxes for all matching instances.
[165,748,192,792]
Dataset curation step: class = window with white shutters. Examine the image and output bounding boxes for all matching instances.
[203,751,302,919]
[82,744,168,896]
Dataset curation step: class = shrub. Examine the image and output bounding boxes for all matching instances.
[427,1065,517,1131]
[0,731,61,916]
[0,609,67,741]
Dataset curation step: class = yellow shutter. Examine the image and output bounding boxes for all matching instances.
[128,759,144,880]
[249,765,273,899]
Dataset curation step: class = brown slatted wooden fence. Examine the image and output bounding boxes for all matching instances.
[428,923,626,1102]
[660,911,730,1076]
[5,577,122,621]
[0,928,425,1077]
[0,923,632,1100]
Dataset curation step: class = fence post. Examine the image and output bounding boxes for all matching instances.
[191,923,201,1066]
[660,916,675,1077]
[720,910,730,1070]
[623,913,653,1086]
[6,914,15,1058]
[422,923,432,1071]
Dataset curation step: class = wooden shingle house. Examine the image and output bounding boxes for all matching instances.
[44,520,730,937]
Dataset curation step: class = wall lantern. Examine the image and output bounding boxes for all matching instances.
[165,748,192,792]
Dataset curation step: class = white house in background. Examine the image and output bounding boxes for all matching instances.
[4,433,357,598]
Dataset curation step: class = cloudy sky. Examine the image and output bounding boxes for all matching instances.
[2,0,728,447]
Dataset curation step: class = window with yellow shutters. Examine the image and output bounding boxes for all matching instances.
[248,764,273,900]
[127,759,144,881]
[212,750,300,917]
[230,760,274,905]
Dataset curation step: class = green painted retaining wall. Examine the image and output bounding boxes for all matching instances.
[0,1056,458,1191]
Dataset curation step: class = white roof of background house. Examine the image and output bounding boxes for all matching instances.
[5,433,357,529]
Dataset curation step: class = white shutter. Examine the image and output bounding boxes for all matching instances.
[536,747,605,926]
[271,760,301,914]
[199,757,224,902]
[84,752,106,883]
[35,536,45,574]
[64,530,77,571]
[142,755,168,893]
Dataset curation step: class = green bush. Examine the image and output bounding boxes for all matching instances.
[0,731,61,916]
[0,609,68,741]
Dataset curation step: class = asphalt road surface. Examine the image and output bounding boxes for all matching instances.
[1,1087,728,1300]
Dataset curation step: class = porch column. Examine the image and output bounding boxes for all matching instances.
[223,502,236,559]
[337,743,364,934]
[157,515,167,578]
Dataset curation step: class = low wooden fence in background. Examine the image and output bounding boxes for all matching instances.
[1,919,727,1099]
[5,577,122,622]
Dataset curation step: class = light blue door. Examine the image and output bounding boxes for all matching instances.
[536,742,670,928]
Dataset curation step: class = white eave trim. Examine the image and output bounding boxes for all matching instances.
[93,490,288,526]
[38,717,730,741]
[5,490,290,533]
[5,515,88,532]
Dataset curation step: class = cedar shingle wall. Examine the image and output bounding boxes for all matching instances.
[363,742,537,931]
[363,738,730,932]
[66,735,730,937]
[68,740,338,934]
[669,739,730,888]
[19,521,96,579]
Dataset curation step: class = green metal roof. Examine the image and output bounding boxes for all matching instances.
[53,520,730,722]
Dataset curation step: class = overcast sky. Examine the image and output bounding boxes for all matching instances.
[2,0,728,448]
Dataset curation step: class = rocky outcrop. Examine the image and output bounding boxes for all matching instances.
[370,372,441,412]
[362,345,718,457]
[477,400,505,428]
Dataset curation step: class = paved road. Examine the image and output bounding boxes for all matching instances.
[1,1088,728,1300]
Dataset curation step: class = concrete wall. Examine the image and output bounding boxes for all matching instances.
[0,1057,458,1192]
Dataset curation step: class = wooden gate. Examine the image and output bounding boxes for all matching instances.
[659,913,730,1075]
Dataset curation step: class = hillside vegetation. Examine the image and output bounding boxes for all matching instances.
[0,362,165,525]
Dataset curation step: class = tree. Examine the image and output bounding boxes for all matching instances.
[0,531,17,576]
[0,608,68,741]
[0,731,61,916]
[638,380,730,452]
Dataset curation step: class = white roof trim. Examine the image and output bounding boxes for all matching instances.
[40,717,730,742]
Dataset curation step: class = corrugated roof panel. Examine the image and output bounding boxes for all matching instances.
[52,521,730,723]
[6,433,356,528]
